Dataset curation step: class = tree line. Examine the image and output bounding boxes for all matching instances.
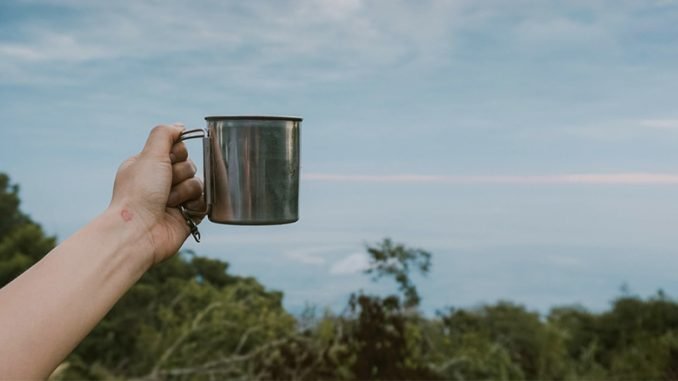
[2,173,678,380]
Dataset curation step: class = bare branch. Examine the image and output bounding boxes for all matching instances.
[148,302,223,378]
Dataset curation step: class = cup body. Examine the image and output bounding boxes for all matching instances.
[204,116,301,225]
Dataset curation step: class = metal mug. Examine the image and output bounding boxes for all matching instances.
[179,115,302,241]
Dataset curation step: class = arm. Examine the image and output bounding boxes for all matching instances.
[0,125,205,379]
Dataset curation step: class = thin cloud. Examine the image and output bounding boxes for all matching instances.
[283,245,362,266]
[640,119,678,130]
[0,0,467,85]
[0,32,109,62]
[330,253,370,275]
[303,173,678,185]
[284,250,326,265]
[0,0,657,92]
[283,246,337,265]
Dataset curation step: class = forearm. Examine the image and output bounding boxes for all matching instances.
[0,206,152,379]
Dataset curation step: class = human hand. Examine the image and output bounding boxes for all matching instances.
[109,124,206,267]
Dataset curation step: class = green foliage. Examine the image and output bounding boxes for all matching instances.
[321,238,439,379]
[364,238,431,308]
[0,173,30,237]
[60,253,297,379]
[0,173,56,287]
[341,294,439,380]
[428,329,525,380]
[435,302,570,380]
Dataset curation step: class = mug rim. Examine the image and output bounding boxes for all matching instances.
[205,115,302,122]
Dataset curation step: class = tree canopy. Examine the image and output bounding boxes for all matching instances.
[0,173,56,288]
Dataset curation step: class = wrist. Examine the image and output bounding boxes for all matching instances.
[100,205,156,276]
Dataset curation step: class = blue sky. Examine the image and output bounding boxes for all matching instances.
[2,0,678,314]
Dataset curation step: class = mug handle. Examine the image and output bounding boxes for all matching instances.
[178,128,211,242]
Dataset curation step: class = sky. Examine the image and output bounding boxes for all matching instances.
[2,0,678,315]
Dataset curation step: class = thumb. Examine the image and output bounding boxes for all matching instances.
[141,124,184,159]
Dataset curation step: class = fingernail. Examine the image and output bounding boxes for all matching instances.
[170,153,177,163]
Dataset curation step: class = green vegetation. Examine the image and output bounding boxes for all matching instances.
[3,172,678,380]
[0,174,57,289]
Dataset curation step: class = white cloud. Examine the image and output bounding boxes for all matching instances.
[0,32,109,62]
[2,0,661,90]
[330,252,370,275]
[640,119,678,130]
[558,118,678,142]
[514,15,613,48]
[283,245,368,266]
[284,249,327,265]
[0,0,470,85]
[543,255,583,267]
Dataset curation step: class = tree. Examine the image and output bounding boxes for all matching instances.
[436,302,571,380]
[364,238,431,309]
[0,173,56,287]
[59,252,299,380]
[323,238,438,380]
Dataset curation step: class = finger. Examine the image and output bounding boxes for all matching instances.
[170,141,188,164]
[171,160,197,185]
[179,180,206,225]
[141,124,184,159]
[184,196,207,224]
[184,197,206,215]
[167,177,203,207]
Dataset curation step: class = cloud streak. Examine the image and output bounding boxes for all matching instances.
[0,0,468,86]
[3,0,652,87]
[640,119,678,130]
[284,251,326,265]
[303,173,678,185]
[329,253,370,275]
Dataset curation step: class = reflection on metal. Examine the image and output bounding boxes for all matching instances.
[206,116,301,225]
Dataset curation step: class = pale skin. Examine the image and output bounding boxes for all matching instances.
[0,125,206,379]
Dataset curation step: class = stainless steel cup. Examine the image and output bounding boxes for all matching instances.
[180,116,301,240]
